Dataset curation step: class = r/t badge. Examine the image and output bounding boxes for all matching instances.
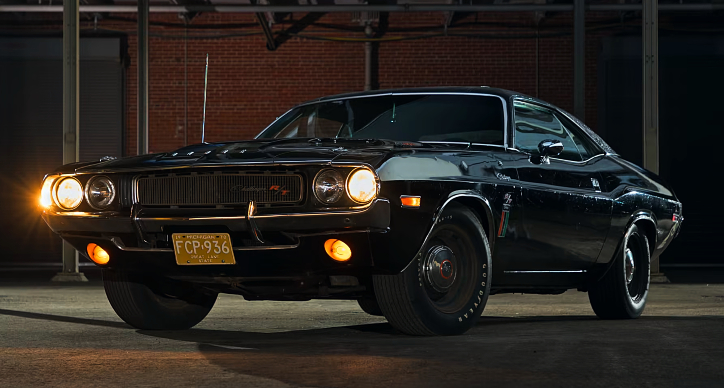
[497,193,513,237]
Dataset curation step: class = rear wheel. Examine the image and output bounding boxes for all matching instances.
[373,203,492,335]
[103,269,218,330]
[588,223,650,319]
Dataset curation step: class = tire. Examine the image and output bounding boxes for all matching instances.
[102,269,218,330]
[357,297,384,316]
[588,223,650,319]
[372,203,492,335]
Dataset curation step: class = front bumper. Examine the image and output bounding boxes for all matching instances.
[42,199,390,278]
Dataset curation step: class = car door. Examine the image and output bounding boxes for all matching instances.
[507,100,612,275]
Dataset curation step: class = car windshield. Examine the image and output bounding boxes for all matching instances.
[257,94,505,145]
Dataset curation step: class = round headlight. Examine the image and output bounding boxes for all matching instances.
[85,176,116,209]
[347,168,378,204]
[314,169,345,204]
[53,177,84,210]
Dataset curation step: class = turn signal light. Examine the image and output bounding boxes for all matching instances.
[401,195,421,208]
[86,243,110,265]
[324,239,352,262]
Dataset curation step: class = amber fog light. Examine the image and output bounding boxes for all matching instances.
[324,239,352,262]
[86,243,110,265]
[53,177,84,210]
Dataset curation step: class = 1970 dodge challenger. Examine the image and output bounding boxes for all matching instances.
[40,87,683,335]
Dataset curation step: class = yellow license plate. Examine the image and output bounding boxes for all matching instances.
[172,233,236,265]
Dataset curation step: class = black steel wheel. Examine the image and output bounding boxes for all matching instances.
[588,223,651,319]
[103,269,218,330]
[372,203,492,335]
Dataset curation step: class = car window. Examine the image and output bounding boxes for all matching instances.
[556,113,603,159]
[259,95,505,145]
[513,102,582,161]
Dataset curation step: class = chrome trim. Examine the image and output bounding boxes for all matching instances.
[419,141,507,150]
[255,92,509,148]
[133,198,388,222]
[44,210,122,218]
[106,236,299,252]
[503,270,587,274]
[246,200,266,244]
[401,191,493,273]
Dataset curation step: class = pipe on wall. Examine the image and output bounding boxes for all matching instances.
[1,4,722,13]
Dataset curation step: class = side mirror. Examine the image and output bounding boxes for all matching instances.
[538,139,564,157]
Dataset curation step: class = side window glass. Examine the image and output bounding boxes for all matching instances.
[556,113,603,159]
[513,102,582,161]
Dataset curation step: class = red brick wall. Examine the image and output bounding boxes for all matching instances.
[2,10,630,155]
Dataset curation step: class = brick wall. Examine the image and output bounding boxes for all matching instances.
[1,10,632,155]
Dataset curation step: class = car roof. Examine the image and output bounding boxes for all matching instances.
[302,86,534,105]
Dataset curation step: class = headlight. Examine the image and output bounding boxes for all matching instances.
[85,176,116,209]
[314,169,345,204]
[40,176,58,208]
[347,168,378,204]
[53,177,84,210]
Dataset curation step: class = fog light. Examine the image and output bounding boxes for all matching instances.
[324,239,351,262]
[86,243,110,265]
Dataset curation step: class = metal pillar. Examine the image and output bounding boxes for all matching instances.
[643,0,667,282]
[138,0,149,155]
[52,0,87,282]
[573,0,585,120]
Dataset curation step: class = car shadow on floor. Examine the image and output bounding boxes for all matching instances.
[1,307,723,388]
[136,314,724,388]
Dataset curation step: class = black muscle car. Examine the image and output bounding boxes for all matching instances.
[40,87,683,335]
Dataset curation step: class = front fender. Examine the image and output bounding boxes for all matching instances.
[370,183,495,274]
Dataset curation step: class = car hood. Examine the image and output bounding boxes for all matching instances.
[68,138,429,174]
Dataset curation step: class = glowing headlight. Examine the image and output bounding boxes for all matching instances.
[347,168,378,204]
[314,169,345,204]
[40,176,58,208]
[53,177,84,210]
[85,176,116,209]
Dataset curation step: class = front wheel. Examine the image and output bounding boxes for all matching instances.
[372,203,492,335]
[103,269,218,330]
[588,223,651,319]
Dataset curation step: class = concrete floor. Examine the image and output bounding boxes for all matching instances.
[0,283,723,387]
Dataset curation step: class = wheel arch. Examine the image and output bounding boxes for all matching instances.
[400,190,495,273]
[591,211,657,285]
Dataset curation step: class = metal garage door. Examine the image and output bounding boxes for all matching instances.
[598,35,724,267]
[0,37,125,265]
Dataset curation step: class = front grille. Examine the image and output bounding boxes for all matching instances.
[136,172,303,206]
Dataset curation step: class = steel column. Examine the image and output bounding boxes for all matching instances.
[52,0,87,282]
[643,0,667,281]
[573,0,585,120]
[138,0,149,155]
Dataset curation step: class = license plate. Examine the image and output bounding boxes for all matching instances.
[172,233,236,266]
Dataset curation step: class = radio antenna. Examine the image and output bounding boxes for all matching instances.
[201,53,209,143]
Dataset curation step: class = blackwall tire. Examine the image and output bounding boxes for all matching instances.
[372,203,492,335]
[357,297,384,316]
[102,269,218,330]
[588,224,650,319]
